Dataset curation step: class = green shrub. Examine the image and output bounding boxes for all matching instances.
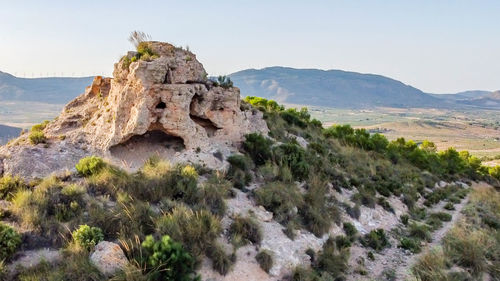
[256,250,273,273]
[300,178,340,236]
[334,235,351,249]
[243,133,273,166]
[155,205,221,258]
[377,197,394,213]
[273,143,309,180]
[352,189,376,208]
[315,237,349,278]
[31,120,49,132]
[360,229,390,251]
[72,225,104,250]
[400,214,409,225]
[0,222,21,261]
[229,215,262,246]
[489,165,500,180]
[399,237,421,253]
[226,154,253,189]
[0,175,26,200]
[196,175,231,217]
[75,156,106,177]
[444,202,455,210]
[140,235,199,281]
[205,243,234,275]
[408,222,432,242]
[254,182,304,225]
[343,222,357,240]
[429,212,452,222]
[29,131,46,144]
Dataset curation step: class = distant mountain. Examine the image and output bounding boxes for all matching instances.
[0,124,21,145]
[430,90,492,100]
[453,90,500,108]
[0,71,93,104]
[229,67,440,108]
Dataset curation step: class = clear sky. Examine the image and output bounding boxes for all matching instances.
[1,0,499,93]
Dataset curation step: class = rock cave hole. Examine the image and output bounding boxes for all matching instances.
[156,101,167,109]
[163,69,172,84]
[110,130,186,162]
[190,115,220,137]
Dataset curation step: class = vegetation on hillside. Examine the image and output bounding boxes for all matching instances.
[0,96,498,280]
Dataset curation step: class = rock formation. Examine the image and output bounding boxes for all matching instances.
[0,41,268,178]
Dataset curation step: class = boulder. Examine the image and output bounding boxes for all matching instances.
[0,41,268,178]
[90,241,128,277]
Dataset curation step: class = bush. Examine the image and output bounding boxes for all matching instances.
[343,222,357,240]
[443,226,491,275]
[399,237,421,253]
[72,225,104,250]
[226,154,253,189]
[31,120,49,132]
[140,235,199,281]
[400,214,409,225]
[360,229,390,251]
[256,250,273,273]
[316,237,349,278]
[444,202,455,210]
[196,176,231,217]
[243,133,273,166]
[75,156,106,177]
[254,182,304,225]
[408,222,432,242]
[300,178,340,236]
[334,235,351,249]
[206,243,234,275]
[29,131,47,144]
[412,248,448,281]
[229,215,262,246]
[273,143,309,180]
[429,212,452,222]
[0,222,21,261]
[0,175,26,200]
[346,204,361,220]
[155,205,221,258]
[377,197,395,213]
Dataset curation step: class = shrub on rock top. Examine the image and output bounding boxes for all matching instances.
[75,156,106,177]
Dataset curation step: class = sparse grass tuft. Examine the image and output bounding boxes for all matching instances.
[256,250,273,273]
[229,215,262,246]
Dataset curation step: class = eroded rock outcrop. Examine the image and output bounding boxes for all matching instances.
[0,41,268,178]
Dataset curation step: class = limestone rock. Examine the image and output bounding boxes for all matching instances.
[90,241,128,277]
[0,41,268,178]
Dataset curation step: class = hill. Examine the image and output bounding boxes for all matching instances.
[229,67,441,108]
[0,124,21,144]
[0,71,93,104]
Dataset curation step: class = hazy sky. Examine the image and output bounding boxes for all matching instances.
[1,0,499,93]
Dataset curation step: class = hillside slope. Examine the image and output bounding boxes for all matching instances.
[230,67,440,108]
[0,124,21,144]
[0,71,93,104]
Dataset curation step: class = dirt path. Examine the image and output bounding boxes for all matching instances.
[349,183,474,281]
[401,182,478,278]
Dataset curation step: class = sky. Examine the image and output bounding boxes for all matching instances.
[1,0,499,93]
